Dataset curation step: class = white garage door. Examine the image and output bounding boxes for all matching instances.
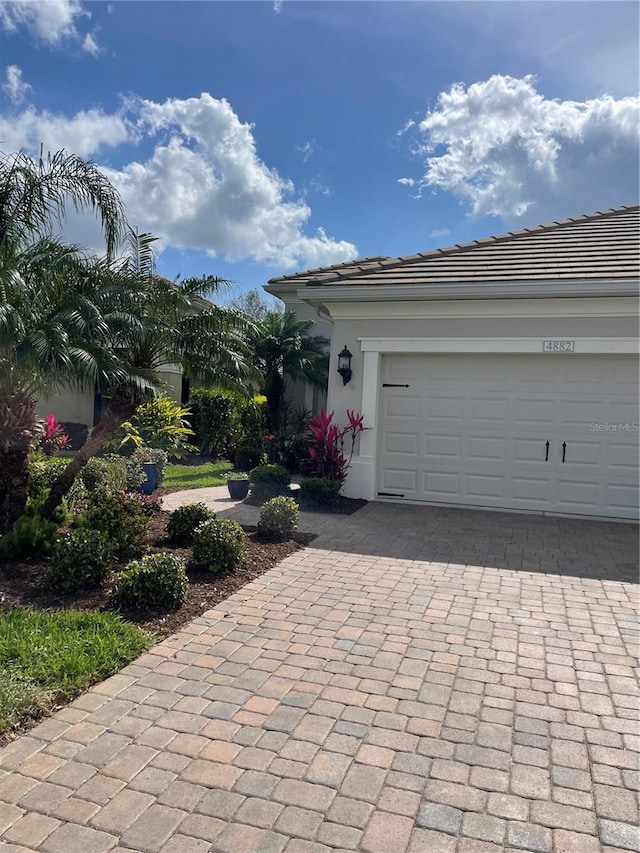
[378,354,639,520]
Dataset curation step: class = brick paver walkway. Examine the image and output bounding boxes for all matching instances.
[0,502,638,853]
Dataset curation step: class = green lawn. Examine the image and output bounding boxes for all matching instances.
[0,608,152,738]
[163,460,233,490]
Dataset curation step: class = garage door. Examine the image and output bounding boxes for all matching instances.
[378,354,639,520]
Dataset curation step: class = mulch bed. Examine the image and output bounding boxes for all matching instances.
[0,512,315,640]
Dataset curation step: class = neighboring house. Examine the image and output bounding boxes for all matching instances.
[265,204,639,521]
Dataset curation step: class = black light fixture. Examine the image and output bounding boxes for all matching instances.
[337,345,353,386]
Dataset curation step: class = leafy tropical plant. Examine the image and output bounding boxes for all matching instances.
[247,310,329,432]
[306,409,365,484]
[41,229,255,518]
[39,415,70,456]
[0,147,129,532]
[118,395,195,458]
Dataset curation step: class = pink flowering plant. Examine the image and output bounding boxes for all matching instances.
[306,409,365,484]
[40,415,70,456]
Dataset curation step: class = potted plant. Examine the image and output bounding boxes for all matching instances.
[224,471,250,500]
[133,449,158,495]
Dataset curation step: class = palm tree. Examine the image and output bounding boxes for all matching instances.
[0,148,128,532]
[41,231,254,518]
[248,309,329,432]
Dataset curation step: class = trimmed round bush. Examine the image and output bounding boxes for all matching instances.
[166,503,216,546]
[114,553,188,611]
[192,519,244,573]
[81,489,149,560]
[248,464,291,501]
[47,529,113,593]
[299,476,341,508]
[257,496,299,542]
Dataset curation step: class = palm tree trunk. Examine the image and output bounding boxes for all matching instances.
[266,374,285,434]
[40,407,134,520]
[0,393,38,533]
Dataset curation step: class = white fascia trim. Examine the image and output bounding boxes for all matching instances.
[301,278,639,303]
[358,337,640,354]
[320,296,638,320]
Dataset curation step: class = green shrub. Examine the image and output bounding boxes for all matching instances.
[299,476,342,508]
[47,529,113,593]
[189,389,242,456]
[192,519,244,573]
[80,455,146,494]
[81,489,149,560]
[0,515,58,560]
[113,553,188,611]
[257,496,299,542]
[119,395,195,459]
[131,447,169,486]
[249,464,291,501]
[166,502,216,546]
[234,445,265,471]
[27,457,70,499]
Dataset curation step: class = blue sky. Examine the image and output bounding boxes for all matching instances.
[1,0,638,301]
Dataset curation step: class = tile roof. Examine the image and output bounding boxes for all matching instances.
[298,204,640,288]
[268,256,391,284]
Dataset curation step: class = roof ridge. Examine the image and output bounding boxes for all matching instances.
[306,203,640,285]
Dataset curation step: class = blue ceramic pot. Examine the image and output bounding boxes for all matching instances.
[140,462,158,495]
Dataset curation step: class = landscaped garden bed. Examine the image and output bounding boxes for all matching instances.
[0,508,314,742]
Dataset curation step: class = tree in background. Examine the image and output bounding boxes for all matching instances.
[227,288,281,322]
[248,309,328,433]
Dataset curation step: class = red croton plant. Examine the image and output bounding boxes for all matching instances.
[40,415,70,457]
[307,409,365,484]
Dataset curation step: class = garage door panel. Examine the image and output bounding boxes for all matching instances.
[385,395,421,418]
[426,435,461,458]
[469,436,505,460]
[379,354,639,520]
[427,396,464,419]
[424,471,460,496]
[466,474,504,499]
[514,437,548,463]
[381,468,417,492]
[514,399,555,425]
[511,476,550,503]
[383,432,419,454]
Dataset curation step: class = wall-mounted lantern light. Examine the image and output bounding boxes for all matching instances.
[337,345,353,386]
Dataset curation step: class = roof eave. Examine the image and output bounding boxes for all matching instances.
[299,278,640,305]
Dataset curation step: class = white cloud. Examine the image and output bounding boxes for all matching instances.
[0,0,98,52]
[0,105,131,157]
[402,74,640,222]
[2,64,31,104]
[429,227,450,238]
[273,0,283,12]
[1,92,356,269]
[81,32,100,56]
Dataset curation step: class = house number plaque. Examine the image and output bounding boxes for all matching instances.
[542,340,575,352]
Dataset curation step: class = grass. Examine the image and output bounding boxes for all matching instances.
[163,460,233,490]
[0,608,153,738]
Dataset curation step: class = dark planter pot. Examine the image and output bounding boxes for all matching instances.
[227,479,250,500]
[139,462,158,495]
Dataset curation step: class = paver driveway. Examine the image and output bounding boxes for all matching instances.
[0,503,638,853]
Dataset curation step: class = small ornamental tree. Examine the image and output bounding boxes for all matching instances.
[306,409,365,484]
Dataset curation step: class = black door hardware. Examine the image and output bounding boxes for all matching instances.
[562,441,567,463]
[545,440,550,461]
[378,492,405,497]
[382,383,410,388]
